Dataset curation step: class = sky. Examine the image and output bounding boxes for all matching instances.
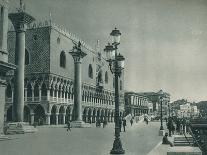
[7,0,207,102]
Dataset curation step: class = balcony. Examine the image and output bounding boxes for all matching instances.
[96,81,103,89]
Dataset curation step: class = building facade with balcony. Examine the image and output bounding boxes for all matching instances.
[5,20,125,125]
[124,92,151,117]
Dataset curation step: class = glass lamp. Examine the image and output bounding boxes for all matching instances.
[110,27,121,44]
[104,43,115,61]
[117,53,125,69]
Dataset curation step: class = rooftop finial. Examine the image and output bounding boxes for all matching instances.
[49,11,52,21]
[18,0,25,12]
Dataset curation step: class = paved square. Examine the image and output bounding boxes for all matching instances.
[0,122,162,155]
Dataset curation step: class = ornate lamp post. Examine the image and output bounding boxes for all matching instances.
[104,28,125,154]
[158,90,165,136]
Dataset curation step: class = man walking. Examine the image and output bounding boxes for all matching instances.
[130,118,133,126]
[67,121,71,132]
[123,119,126,132]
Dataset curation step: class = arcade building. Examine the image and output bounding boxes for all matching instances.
[4,18,125,125]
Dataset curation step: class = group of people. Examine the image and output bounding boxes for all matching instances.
[96,119,108,128]
[166,117,190,136]
[162,116,191,147]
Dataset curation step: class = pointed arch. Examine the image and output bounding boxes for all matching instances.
[24,106,30,123]
[34,83,39,97]
[98,71,103,83]
[25,49,30,65]
[60,51,66,68]
[88,64,93,79]
[6,106,13,122]
[27,83,32,97]
[34,105,45,125]
[41,83,47,96]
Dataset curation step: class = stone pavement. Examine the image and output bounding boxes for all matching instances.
[0,121,162,155]
[147,136,174,155]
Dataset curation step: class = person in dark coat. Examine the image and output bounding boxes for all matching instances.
[162,133,174,147]
[119,118,122,132]
[167,117,173,137]
[123,119,127,132]
[67,121,71,132]
[130,118,133,126]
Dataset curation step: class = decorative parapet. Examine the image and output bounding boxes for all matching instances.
[9,19,96,53]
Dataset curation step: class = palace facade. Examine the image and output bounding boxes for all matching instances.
[5,20,125,125]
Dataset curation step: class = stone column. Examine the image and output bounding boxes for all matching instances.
[69,44,89,128]
[56,90,58,102]
[11,89,14,103]
[39,87,41,101]
[66,92,68,103]
[62,113,66,124]
[60,90,62,102]
[63,91,65,103]
[9,10,35,122]
[47,89,50,101]
[0,1,16,134]
[32,88,34,101]
[46,113,51,125]
[30,113,34,125]
[24,88,27,101]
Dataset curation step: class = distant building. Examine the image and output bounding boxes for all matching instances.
[179,103,198,118]
[124,92,151,117]
[139,91,170,117]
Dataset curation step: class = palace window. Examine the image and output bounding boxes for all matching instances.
[105,71,108,83]
[88,64,93,79]
[97,71,103,83]
[60,51,66,68]
[57,37,60,44]
[25,49,30,65]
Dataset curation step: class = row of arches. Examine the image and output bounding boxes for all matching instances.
[6,82,123,106]
[5,104,124,125]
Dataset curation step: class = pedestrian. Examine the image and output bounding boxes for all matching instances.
[162,132,174,147]
[123,119,126,132]
[167,117,173,137]
[119,118,122,132]
[130,118,133,126]
[144,117,148,125]
[67,121,71,132]
[103,120,107,128]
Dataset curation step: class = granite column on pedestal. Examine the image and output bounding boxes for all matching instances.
[9,11,35,122]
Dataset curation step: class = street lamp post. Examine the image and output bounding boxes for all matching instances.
[158,90,165,136]
[104,28,125,154]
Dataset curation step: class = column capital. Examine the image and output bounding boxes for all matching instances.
[9,12,35,32]
[69,42,87,63]
[46,113,51,116]
[69,51,87,63]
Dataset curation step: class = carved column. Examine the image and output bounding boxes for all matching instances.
[9,10,35,122]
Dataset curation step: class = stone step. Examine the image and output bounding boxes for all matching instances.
[174,140,193,142]
[174,143,192,146]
